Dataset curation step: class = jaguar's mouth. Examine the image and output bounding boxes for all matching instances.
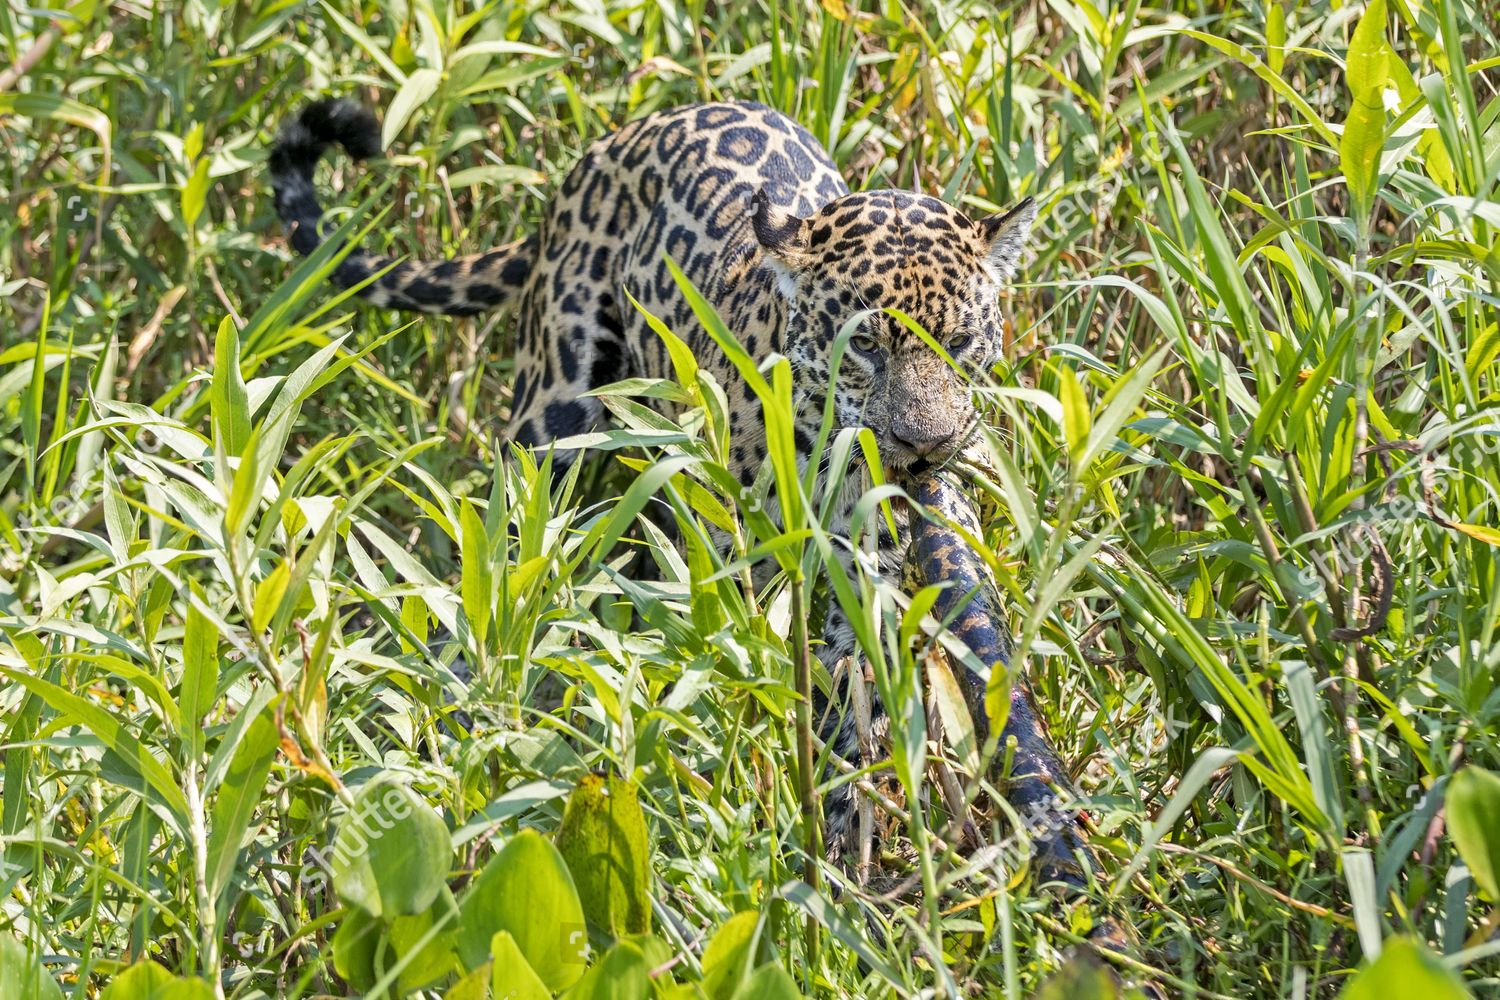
[880,441,958,481]
[877,418,978,481]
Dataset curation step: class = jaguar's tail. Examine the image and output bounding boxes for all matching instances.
[269,98,536,316]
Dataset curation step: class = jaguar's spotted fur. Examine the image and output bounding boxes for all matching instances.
[271,98,1036,857]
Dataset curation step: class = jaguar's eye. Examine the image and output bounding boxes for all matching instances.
[851,334,880,354]
[946,330,974,353]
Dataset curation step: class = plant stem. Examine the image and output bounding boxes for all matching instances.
[1345,237,1376,818]
[183,759,223,1000]
[789,571,821,980]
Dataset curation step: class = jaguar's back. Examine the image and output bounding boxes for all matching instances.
[505,102,848,462]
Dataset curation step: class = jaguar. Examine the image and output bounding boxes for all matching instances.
[270,97,1037,857]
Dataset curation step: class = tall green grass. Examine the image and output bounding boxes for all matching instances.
[2,0,1499,996]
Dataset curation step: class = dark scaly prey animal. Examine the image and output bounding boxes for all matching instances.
[270,98,1038,857]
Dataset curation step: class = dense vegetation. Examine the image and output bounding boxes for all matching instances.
[3,0,1499,996]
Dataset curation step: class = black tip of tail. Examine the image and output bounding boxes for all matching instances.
[270,99,382,256]
[270,98,381,176]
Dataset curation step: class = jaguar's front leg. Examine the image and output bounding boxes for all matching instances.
[905,473,1096,889]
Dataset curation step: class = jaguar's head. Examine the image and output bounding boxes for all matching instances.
[754,189,1035,474]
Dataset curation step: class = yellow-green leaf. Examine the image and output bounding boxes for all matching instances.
[701,911,759,1000]
[0,933,64,1000]
[383,68,441,149]
[1341,0,1390,226]
[456,829,588,991]
[1034,955,1118,1000]
[731,963,803,1000]
[251,560,291,633]
[1447,766,1500,901]
[1452,522,1500,548]
[389,887,461,993]
[99,960,214,1000]
[460,498,493,650]
[180,157,211,229]
[211,315,251,456]
[490,931,550,1000]
[1339,937,1471,999]
[204,702,280,900]
[332,781,452,919]
[561,940,650,1000]
[1058,367,1092,467]
[1267,2,1286,75]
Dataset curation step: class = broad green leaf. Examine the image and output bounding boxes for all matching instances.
[1447,766,1500,901]
[700,911,759,1000]
[1033,956,1119,1000]
[332,781,452,918]
[562,941,650,1000]
[448,38,557,65]
[102,461,132,560]
[21,322,48,480]
[400,593,430,653]
[183,122,203,163]
[1284,661,1345,835]
[627,287,699,388]
[555,774,653,937]
[1339,937,1471,999]
[99,961,214,1000]
[1344,848,1381,960]
[925,650,978,778]
[331,906,381,993]
[388,885,461,993]
[448,164,549,188]
[1267,2,1286,74]
[457,828,588,991]
[446,963,493,1000]
[620,933,674,971]
[490,931,550,1000]
[731,964,803,1000]
[224,423,266,539]
[267,509,340,640]
[0,934,63,1000]
[662,256,803,534]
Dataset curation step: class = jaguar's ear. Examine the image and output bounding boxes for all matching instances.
[976,196,1037,281]
[752,190,812,276]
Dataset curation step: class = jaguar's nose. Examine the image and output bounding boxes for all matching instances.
[891,425,955,457]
